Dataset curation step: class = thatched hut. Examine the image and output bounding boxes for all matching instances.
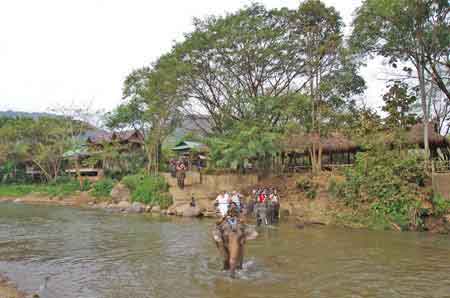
[282,132,360,171]
[382,122,449,159]
[405,123,448,150]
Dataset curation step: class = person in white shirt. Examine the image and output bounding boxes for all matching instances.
[231,191,241,211]
[216,191,229,217]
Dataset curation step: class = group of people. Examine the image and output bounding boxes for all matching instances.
[169,159,187,189]
[214,191,244,218]
[213,187,281,226]
[248,188,280,225]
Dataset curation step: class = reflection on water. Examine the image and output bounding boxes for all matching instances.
[1,202,450,298]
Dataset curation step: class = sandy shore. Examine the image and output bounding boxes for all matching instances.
[0,274,25,298]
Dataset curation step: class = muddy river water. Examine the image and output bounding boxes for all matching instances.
[0,202,449,298]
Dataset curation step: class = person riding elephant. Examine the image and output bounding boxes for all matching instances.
[212,207,257,278]
[176,161,186,189]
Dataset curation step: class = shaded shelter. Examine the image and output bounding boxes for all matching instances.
[383,122,450,159]
[282,132,360,171]
[172,141,208,169]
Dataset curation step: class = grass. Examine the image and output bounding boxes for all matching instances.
[0,180,87,198]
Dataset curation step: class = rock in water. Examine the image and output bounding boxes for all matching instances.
[110,183,131,203]
[116,201,131,210]
[151,205,161,214]
[127,202,145,213]
[176,204,203,217]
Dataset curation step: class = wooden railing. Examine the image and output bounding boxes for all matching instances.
[432,160,450,173]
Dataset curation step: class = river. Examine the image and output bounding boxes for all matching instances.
[0,202,449,298]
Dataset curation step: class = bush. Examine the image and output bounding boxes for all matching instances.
[327,177,339,198]
[42,180,89,197]
[334,149,426,228]
[296,177,318,200]
[91,179,115,198]
[121,174,171,207]
[431,194,450,217]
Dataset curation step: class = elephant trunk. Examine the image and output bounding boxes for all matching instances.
[228,233,241,278]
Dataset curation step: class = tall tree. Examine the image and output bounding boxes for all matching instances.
[107,54,186,174]
[173,4,312,132]
[295,0,365,173]
[351,0,450,160]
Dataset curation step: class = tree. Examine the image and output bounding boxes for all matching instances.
[107,54,186,174]
[382,81,418,129]
[173,4,312,132]
[207,122,280,173]
[295,0,365,173]
[351,0,450,161]
[0,116,90,182]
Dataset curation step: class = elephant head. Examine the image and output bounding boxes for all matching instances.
[256,204,269,226]
[213,222,258,278]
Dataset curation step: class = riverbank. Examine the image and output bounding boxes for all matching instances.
[1,170,449,233]
[0,274,25,298]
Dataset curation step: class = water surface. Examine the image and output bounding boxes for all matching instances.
[1,202,449,298]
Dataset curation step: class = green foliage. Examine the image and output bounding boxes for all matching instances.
[351,0,450,110]
[430,194,450,217]
[0,180,90,198]
[327,177,339,198]
[296,176,318,200]
[91,179,115,198]
[207,122,280,171]
[0,184,34,197]
[334,148,426,228]
[121,174,171,207]
[382,81,418,129]
[0,116,91,182]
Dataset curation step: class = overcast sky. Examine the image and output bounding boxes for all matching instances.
[0,0,389,114]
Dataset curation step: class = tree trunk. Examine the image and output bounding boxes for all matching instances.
[417,61,430,163]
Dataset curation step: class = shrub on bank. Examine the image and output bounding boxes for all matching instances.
[334,149,427,229]
[431,194,450,217]
[91,178,115,198]
[121,174,172,207]
[296,177,318,200]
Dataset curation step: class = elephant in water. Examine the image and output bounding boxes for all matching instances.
[212,220,258,278]
[255,202,279,226]
[255,203,270,226]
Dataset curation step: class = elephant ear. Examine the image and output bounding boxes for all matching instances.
[212,229,223,243]
[244,227,258,241]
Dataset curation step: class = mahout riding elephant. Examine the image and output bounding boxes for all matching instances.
[255,202,279,225]
[212,221,258,278]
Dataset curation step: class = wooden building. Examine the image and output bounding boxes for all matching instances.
[171,141,208,169]
[64,130,144,180]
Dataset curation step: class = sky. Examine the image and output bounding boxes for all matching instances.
[0,0,389,114]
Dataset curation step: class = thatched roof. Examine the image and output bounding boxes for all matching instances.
[406,123,448,148]
[282,132,359,154]
[87,130,144,145]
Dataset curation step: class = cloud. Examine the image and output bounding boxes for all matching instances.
[0,0,387,113]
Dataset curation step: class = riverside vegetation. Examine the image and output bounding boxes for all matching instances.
[1,0,449,231]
